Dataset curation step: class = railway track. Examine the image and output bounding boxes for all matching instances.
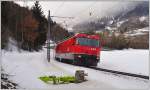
[88,66,149,80]
[55,59,149,80]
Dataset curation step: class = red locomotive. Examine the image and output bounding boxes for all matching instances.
[55,33,101,66]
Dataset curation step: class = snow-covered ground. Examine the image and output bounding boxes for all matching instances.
[116,19,128,27]
[98,49,149,76]
[124,27,149,37]
[1,48,149,89]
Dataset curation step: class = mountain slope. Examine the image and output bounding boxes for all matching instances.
[73,1,149,33]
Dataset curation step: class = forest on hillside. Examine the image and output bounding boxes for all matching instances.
[1,1,70,51]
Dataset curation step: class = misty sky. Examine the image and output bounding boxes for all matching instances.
[15,1,145,30]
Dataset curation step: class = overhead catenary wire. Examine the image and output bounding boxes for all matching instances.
[51,1,98,30]
[66,1,98,28]
[50,1,74,29]
[67,1,122,29]
[72,1,98,18]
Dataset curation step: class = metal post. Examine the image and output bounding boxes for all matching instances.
[47,10,51,62]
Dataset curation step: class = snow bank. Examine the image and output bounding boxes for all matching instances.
[1,50,71,88]
[98,49,149,76]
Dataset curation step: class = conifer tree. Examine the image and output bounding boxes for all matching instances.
[31,1,48,50]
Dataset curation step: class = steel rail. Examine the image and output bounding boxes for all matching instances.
[88,67,149,80]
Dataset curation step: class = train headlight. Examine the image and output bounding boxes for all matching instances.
[91,48,96,51]
[77,55,81,58]
[97,57,99,60]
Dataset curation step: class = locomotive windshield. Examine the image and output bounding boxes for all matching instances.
[76,37,100,47]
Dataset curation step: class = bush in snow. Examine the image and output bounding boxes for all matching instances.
[128,34,149,49]
[109,34,129,50]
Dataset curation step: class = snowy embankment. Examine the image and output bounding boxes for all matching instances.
[1,48,149,89]
[98,49,149,76]
[124,27,149,36]
[1,50,72,88]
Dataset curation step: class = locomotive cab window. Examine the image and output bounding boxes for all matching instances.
[76,37,100,47]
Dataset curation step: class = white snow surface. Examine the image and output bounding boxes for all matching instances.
[105,26,112,30]
[1,48,149,89]
[98,49,149,76]
[108,20,113,25]
[116,19,128,27]
[139,16,146,22]
[124,27,149,37]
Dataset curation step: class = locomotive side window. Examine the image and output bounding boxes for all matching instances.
[76,37,100,47]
